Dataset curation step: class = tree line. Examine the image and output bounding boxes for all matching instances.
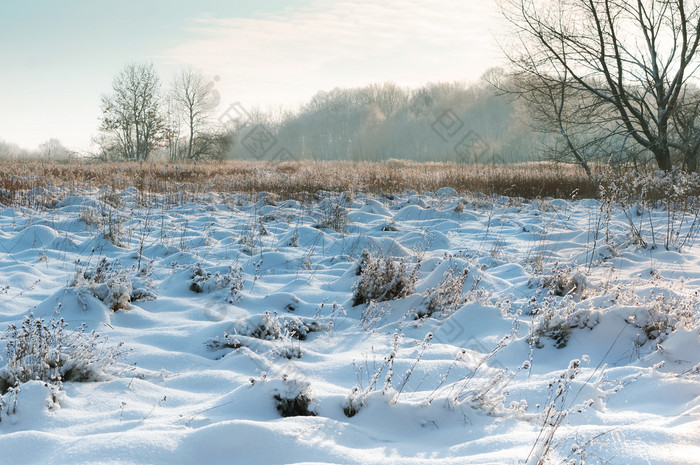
[96,63,232,162]
[6,0,700,175]
[236,0,700,174]
[92,64,537,165]
[0,138,73,160]
[229,80,533,164]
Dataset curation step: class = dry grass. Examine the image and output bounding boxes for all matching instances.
[0,159,596,201]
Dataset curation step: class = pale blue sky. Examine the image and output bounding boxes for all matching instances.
[0,0,503,151]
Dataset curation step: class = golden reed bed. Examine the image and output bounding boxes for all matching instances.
[0,159,596,200]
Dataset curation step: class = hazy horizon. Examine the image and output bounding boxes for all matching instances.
[0,0,504,153]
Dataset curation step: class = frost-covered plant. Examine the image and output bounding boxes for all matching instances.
[343,332,432,416]
[431,326,521,415]
[316,199,348,233]
[104,210,125,247]
[344,332,402,417]
[249,311,284,340]
[190,263,243,301]
[529,295,598,349]
[651,169,700,251]
[273,374,316,417]
[418,266,469,318]
[535,264,587,300]
[131,258,157,302]
[627,290,697,348]
[0,313,126,394]
[359,301,392,331]
[313,301,346,334]
[452,366,512,414]
[599,169,700,251]
[78,207,100,227]
[525,359,586,465]
[288,227,300,247]
[342,386,364,418]
[381,220,398,232]
[392,332,432,403]
[274,339,303,360]
[523,358,621,465]
[189,263,211,293]
[0,384,20,420]
[352,250,420,306]
[72,258,136,311]
[239,223,261,255]
[207,332,243,351]
[207,312,322,354]
[282,318,321,341]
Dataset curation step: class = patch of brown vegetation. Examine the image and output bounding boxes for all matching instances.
[0,159,597,200]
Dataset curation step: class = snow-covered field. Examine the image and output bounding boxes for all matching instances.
[0,186,698,464]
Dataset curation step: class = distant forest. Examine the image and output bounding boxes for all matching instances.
[0,72,543,164]
[226,77,536,164]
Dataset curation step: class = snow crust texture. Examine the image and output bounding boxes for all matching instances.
[0,188,698,465]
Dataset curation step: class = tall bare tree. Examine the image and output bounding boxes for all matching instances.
[100,63,163,161]
[163,94,182,161]
[171,67,217,161]
[501,0,700,171]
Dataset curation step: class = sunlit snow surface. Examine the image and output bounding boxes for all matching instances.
[0,188,698,465]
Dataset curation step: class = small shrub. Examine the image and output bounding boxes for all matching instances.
[352,250,420,306]
[190,264,243,301]
[249,311,283,340]
[207,332,243,351]
[599,169,700,251]
[418,266,469,318]
[273,374,316,417]
[315,198,348,233]
[536,264,587,299]
[0,384,20,419]
[189,263,211,293]
[78,207,100,227]
[627,291,696,348]
[342,386,362,418]
[343,332,411,416]
[72,258,134,311]
[283,318,321,341]
[207,312,321,352]
[0,313,125,394]
[525,359,588,465]
[355,249,371,276]
[529,295,598,349]
[381,220,398,232]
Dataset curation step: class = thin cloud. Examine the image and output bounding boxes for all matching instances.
[162,0,504,107]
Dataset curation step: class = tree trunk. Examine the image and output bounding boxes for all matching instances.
[653,146,672,171]
[685,148,699,172]
[188,122,194,160]
[653,117,672,171]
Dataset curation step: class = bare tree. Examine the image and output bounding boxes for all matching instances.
[501,0,700,171]
[38,138,69,160]
[163,94,183,161]
[171,67,217,161]
[0,140,29,159]
[100,63,163,161]
[672,84,700,170]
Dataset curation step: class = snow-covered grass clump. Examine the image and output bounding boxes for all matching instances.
[0,184,697,464]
